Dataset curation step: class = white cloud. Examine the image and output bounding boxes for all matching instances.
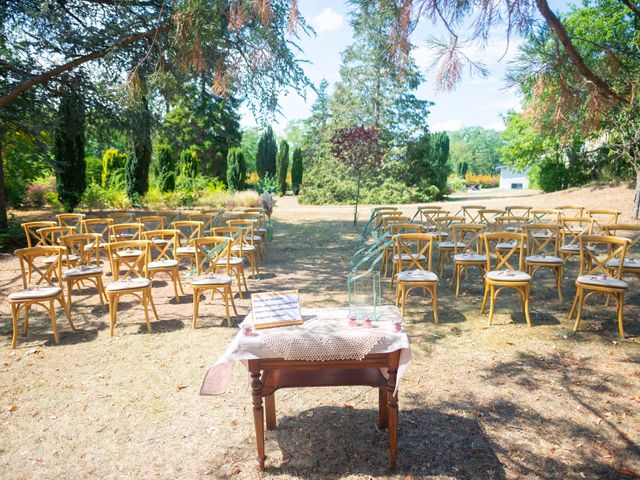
[311,8,344,37]
[431,119,463,132]
[484,120,506,131]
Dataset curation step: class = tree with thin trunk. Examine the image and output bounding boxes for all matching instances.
[331,126,383,226]
[608,105,640,218]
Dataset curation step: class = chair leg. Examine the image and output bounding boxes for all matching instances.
[228,286,238,315]
[431,285,439,324]
[402,287,411,316]
[481,283,489,314]
[142,291,152,333]
[568,289,579,320]
[48,299,60,344]
[572,288,585,332]
[223,290,231,327]
[450,264,456,290]
[455,265,462,297]
[109,294,117,336]
[400,285,406,316]
[97,277,107,311]
[148,292,160,320]
[173,272,181,304]
[616,292,625,339]
[192,289,200,328]
[488,286,496,326]
[23,305,30,335]
[523,285,532,328]
[11,304,19,348]
[241,267,249,293]
[556,266,563,302]
[395,284,401,307]
[66,279,73,310]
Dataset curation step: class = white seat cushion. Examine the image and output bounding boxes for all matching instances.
[176,246,196,254]
[191,274,232,286]
[531,232,554,239]
[392,253,426,262]
[397,269,438,282]
[106,278,151,291]
[486,270,531,282]
[454,253,487,262]
[525,255,563,264]
[427,231,448,238]
[150,238,169,245]
[496,241,519,249]
[43,254,79,265]
[83,242,107,251]
[560,244,595,252]
[148,259,178,269]
[577,275,628,289]
[216,257,244,266]
[606,258,640,269]
[115,249,144,258]
[63,265,103,277]
[9,286,62,301]
[231,245,255,252]
[438,241,464,249]
[247,235,262,242]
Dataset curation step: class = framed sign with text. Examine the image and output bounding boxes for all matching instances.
[250,290,304,329]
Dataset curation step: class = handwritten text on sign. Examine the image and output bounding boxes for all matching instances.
[251,290,303,329]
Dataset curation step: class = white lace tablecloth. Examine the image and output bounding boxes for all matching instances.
[200,306,411,396]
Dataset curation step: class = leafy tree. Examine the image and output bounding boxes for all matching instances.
[156,144,176,192]
[407,132,450,199]
[291,147,303,195]
[449,127,504,175]
[180,149,200,179]
[126,95,152,204]
[331,126,384,225]
[54,84,86,212]
[240,126,262,172]
[277,140,289,196]
[101,149,128,188]
[226,148,246,192]
[302,78,332,165]
[256,126,277,178]
[457,161,468,177]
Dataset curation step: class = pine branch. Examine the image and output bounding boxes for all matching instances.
[620,0,640,18]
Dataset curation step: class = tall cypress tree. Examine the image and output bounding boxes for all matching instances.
[430,131,450,195]
[226,147,246,191]
[126,94,152,204]
[54,83,86,212]
[276,140,289,195]
[156,144,175,192]
[291,147,303,194]
[256,126,277,178]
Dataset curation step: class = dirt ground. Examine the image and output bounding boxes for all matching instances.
[1,185,639,480]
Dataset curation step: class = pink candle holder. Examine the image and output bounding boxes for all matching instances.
[348,314,357,327]
[242,324,253,337]
[363,316,372,328]
[392,320,402,333]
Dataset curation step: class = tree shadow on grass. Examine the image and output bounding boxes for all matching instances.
[265,405,506,479]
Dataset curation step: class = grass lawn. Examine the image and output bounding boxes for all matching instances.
[1,186,639,479]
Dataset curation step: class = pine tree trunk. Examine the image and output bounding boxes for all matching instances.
[633,168,640,219]
[0,126,7,230]
[354,173,361,226]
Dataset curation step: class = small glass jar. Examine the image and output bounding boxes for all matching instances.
[242,323,253,337]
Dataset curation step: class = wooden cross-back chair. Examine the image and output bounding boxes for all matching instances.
[188,213,215,232]
[60,233,107,310]
[505,206,532,219]
[82,218,113,266]
[419,207,448,232]
[56,213,85,231]
[557,205,584,218]
[481,232,532,327]
[389,223,424,284]
[450,224,486,297]
[172,220,203,269]
[586,209,621,234]
[107,212,133,224]
[137,215,166,232]
[393,233,438,322]
[460,205,486,223]
[234,212,269,252]
[106,240,158,336]
[478,209,506,232]
[603,224,640,278]
[37,226,79,267]
[142,229,185,303]
[156,210,180,227]
[227,219,261,274]
[433,215,466,276]
[9,246,75,348]
[495,215,527,233]
[202,208,225,227]
[524,223,564,301]
[531,209,561,224]
[568,235,630,338]
[22,221,56,247]
[559,216,594,262]
[212,226,249,297]
[374,207,400,226]
[109,223,143,243]
[191,236,238,327]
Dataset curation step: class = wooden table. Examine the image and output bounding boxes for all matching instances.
[247,349,401,471]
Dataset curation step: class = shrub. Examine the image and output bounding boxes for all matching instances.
[226,148,247,191]
[101,148,128,188]
[156,144,176,192]
[534,156,566,193]
[85,156,102,185]
[24,176,56,208]
[246,171,260,186]
[179,149,199,178]
[255,173,278,194]
[277,140,289,195]
[291,147,303,195]
[81,182,108,211]
[230,190,261,208]
[45,191,63,211]
[465,173,499,188]
[447,175,466,192]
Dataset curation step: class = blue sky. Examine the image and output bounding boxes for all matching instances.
[239,0,569,134]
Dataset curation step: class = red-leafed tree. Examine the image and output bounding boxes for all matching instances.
[331,126,383,226]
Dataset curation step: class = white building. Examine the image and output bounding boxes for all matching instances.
[497,165,530,190]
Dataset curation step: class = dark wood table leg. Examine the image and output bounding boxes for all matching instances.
[265,393,276,430]
[387,356,399,471]
[250,368,266,470]
[378,387,388,429]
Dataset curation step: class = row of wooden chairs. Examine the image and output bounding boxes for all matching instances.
[10,208,269,347]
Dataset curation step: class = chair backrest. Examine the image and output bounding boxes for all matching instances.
[108,212,133,224]
[227,219,255,243]
[218,225,247,256]
[107,240,150,281]
[82,218,113,241]
[524,223,561,257]
[156,210,180,225]
[482,232,526,272]
[61,233,102,265]
[172,220,203,246]
[390,223,422,235]
[560,216,594,248]
[137,216,165,231]
[461,205,486,223]
[142,229,179,261]
[193,236,232,275]
[15,246,65,289]
[495,215,527,233]
[56,213,85,230]
[109,223,143,242]
[603,224,640,259]
[419,208,449,229]
[578,235,629,279]
[394,233,434,273]
[37,226,75,246]
[381,216,411,230]
[557,205,584,218]
[505,206,532,219]
[188,213,214,231]
[587,209,621,233]
[478,209,506,231]
[531,209,561,224]
[201,209,226,227]
[22,221,56,247]
[433,215,466,240]
[241,207,262,214]
[451,224,485,254]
